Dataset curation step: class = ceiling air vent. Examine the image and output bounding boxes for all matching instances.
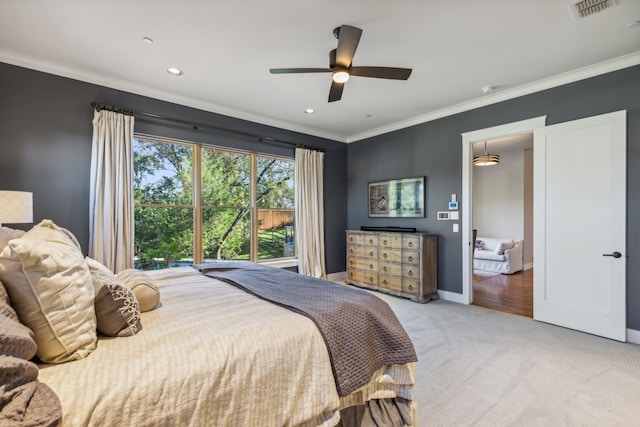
[569,0,617,20]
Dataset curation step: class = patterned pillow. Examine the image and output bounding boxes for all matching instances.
[86,257,142,337]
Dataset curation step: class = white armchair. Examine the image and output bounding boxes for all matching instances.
[474,236,523,274]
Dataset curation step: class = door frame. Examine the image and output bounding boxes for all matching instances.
[460,116,547,305]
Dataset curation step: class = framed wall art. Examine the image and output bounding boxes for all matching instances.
[368,176,426,218]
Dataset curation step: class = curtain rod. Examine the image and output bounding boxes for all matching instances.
[91,102,325,152]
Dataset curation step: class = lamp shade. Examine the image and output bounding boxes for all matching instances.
[473,141,500,166]
[0,191,33,226]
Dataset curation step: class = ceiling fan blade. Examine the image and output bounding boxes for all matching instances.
[349,67,412,80]
[270,68,331,74]
[335,25,362,68]
[328,81,344,102]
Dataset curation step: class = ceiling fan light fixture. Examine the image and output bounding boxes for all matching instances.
[473,141,500,166]
[332,69,349,83]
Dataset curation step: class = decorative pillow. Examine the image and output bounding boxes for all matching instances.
[0,219,97,363]
[495,241,515,255]
[86,257,142,337]
[116,269,160,312]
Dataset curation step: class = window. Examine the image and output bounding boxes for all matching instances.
[133,136,295,270]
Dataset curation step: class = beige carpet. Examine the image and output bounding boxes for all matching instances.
[371,291,640,427]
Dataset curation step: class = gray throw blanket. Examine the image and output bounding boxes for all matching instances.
[0,283,61,427]
[195,262,417,397]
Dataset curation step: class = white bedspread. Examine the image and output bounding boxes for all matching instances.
[38,267,415,427]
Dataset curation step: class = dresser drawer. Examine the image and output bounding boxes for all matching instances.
[347,269,363,283]
[380,248,402,263]
[347,258,363,270]
[403,250,420,265]
[402,279,420,295]
[403,236,419,250]
[401,264,419,280]
[363,233,379,246]
[380,275,402,292]
[362,260,379,272]
[363,246,379,260]
[347,244,362,258]
[363,272,378,286]
[347,233,364,245]
[379,262,401,276]
[379,233,402,249]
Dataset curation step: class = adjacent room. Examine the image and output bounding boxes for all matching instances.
[1,1,640,426]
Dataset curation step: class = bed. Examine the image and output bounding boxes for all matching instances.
[0,221,417,427]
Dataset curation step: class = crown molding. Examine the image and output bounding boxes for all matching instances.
[0,50,346,143]
[345,51,640,143]
[2,50,638,144]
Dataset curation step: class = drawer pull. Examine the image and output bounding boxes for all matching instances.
[383,253,388,259]
[349,237,353,242]
[383,240,388,245]
[408,241,413,248]
[369,239,374,244]
[350,260,353,266]
[349,272,353,278]
[383,279,388,285]
[349,249,353,254]
[383,266,388,272]
[408,256,413,262]
[369,251,374,257]
[408,284,414,290]
[369,264,374,270]
[408,270,413,277]
[369,277,374,282]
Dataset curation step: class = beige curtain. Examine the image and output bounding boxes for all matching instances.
[294,148,326,278]
[88,109,134,272]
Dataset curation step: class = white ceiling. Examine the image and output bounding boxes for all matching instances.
[1,0,639,143]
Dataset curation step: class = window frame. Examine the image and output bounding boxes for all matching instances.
[133,134,296,266]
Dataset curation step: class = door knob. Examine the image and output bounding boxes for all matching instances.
[603,251,622,258]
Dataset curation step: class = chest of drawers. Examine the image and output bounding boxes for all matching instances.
[345,230,438,303]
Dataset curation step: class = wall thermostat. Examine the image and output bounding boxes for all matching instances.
[437,211,450,220]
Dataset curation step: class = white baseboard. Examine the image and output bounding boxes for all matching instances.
[437,289,467,304]
[328,271,347,282]
[627,328,640,344]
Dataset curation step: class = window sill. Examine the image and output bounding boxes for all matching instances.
[260,259,298,269]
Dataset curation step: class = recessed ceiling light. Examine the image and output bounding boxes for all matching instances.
[304,108,315,114]
[167,67,183,76]
[142,37,154,44]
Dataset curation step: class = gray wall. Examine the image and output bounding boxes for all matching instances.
[0,62,348,273]
[347,65,640,330]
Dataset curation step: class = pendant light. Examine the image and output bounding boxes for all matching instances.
[473,141,499,166]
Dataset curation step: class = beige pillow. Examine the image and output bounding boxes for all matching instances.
[0,219,97,363]
[116,269,160,312]
[86,257,142,337]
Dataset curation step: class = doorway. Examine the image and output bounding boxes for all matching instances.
[461,116,546,305]
[471,135,534,317]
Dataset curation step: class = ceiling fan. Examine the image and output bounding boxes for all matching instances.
[269,25,412,102]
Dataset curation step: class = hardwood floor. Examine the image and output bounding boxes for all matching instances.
[472,269,533,317]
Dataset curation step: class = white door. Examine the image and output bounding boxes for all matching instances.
[533,110,626,341]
